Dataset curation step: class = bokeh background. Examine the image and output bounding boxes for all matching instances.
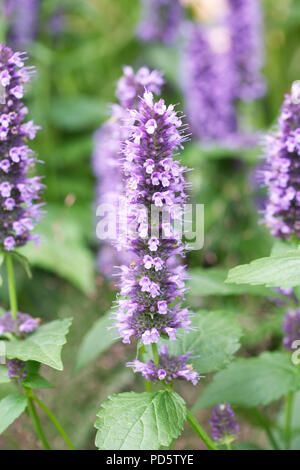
[1,0,300,450]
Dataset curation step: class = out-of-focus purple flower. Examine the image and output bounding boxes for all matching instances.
[227,0,266,101]
[4,0,39,49]
[182,23,237,144]
[137,0,183,44]
[93,67,164,279]
[0,44,43,251]
[181,0,266,144]
[113,90,193,345]
[283,309,300,351]
[7,358,27,382]
[210,403,239,443]
[260,83,300,239]
[127,345,201,385]
[271,287,297,307]
[0,311,40,336]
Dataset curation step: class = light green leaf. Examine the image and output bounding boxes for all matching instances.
[164,310,242,374]
[188,268,276,297]
[194,352,300,410]
[23,374,54,389]
[95,391,186,450]
[0,367,9,384]
[19,205,95,295]
[0,393,27,434]
[226,251,300,288]
[6,318,72,371]
[75,312,117,373]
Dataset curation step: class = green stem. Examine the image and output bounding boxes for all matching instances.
[285,392,294,450]
[25,390,51,450]
[152,343,159,366]
[32,393,75,450]
[264,424,280,450]
[6,253,18,320]
[225,442,232,450]
[186,409,218,450]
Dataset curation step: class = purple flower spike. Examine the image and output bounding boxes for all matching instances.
[283,309,300,351]
[93,67,164,279]
[127,345,201,386]
[7,358,27,383]
[0,44,43,251]
[4,0,39,49]
[210,403,239,443]
[182,23,237,144]
[137,0,183,44]
[260,82,300,239]
[227,0,266,101]
[114,90,193,345]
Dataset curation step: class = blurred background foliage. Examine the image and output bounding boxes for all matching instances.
[1,0,300,449]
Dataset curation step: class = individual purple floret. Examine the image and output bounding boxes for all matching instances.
[114,90,193,345]
[210,403,239,443]
[93,67,164,279]
[0,44,43,251]
[0,311,39,336]
[283,309,300,351]
[182,23,238,144]
[127,345,201,385]
[137,0,183,44]
[260,82,300,239]
[7,358,27,382]
[4,0,39,49]
[227,0,266,101]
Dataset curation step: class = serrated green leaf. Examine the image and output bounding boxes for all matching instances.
[0,367,9,384]
[95,391,186,450]
[6,318,72,371]
[163,310,242,374]
[226,251,300,288]
[23,374,54,389]
[188,268,276,297]
[0,393,27,434]
[75,312,117,373]
[194,352,300,410]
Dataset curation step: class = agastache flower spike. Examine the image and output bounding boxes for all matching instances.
[210,403,239,444]
[260,82,300,239]
[227,0,266,101]
[0,44,43,252]
[114,90,193,345]
[137,0,183,44]
[127,345,201,386]
[93,67,164,278]
[4,0,39,49]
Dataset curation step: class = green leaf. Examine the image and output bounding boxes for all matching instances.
[75,311,117,373]
[0,393,27,434]
[194,352,300,410]
[0,367,9,384]
[19,205,95,295]
[226,250,300,288]
[188,268,276,297]
[95,391,186,450]
[163,310,242,374]
[6,318,72,371]
[23,374,54,389]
